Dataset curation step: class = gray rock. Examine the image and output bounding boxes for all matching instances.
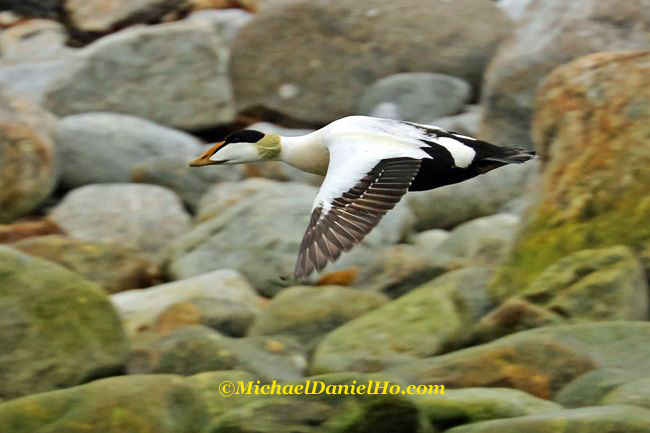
[0,60,70,106]
[167,181,414,294]
[438,213,521,267]
[480,0,650,148]
[499,192,535,216]
[187,8,253,43]
[50,184,191,254]
[496,0,534,20]
[0,86,58,223]
[44,19,234,130]
[196,178,280,222]
[64,0,185,33]
[410,229,451,254]
[351,244,451,298]
[166,181,315,294]
[0,247,128,400]
[429,107,482,137]
[231,0,510,124]
[311,268,493,374]
[111,269,259,338]
[249,285,387,347]
[0,19,72,66]
[359,73,472,123]
[133,156,244,211]
[56,113,202,189]
[445,405,650,433]
[406,160,538,230]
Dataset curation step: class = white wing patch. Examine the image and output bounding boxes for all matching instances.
[435,137,476,168]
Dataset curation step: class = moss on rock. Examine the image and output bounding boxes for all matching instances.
[490,51,650,299]
[0,246,128,400]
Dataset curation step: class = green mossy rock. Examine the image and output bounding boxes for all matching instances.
[389,322,650,399]
[12,234,159,294]
[413,387,561,430]
[452,297,564,349]
[0,246,128,400]
[554,368,638,408]
[520,245,648,321]
[0,371,256,433]
[602,376,650,410]
[445,405,650,433]
[490,51,650,299]
[213,372,427,433]
[132,325,306,381]
[249,285,387,347]
[311,268,492,374]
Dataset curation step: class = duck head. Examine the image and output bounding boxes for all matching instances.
[189,129,281,167]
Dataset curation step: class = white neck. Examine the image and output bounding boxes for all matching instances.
[279,131,329,176]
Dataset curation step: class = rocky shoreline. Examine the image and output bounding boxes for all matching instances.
[1,0,650,432]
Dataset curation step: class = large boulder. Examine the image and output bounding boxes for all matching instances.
[111,269,260,339]
[249,285,387,347]
[0,60,71,106]
[518,246,648,321]
[0,19,72,66]
[195,177,280,222]
[0,87,58,223]
[388,322,650,399]
[132,156,244,211]
[414,387,561,431]
[12,235,159,294]
[311,268,493,374]
[212,372,424,433]
[0,371,256,433]
[490,51,650,297]
[50,184,191,254]
[445,405,650,433]
[231,0,510,124]
[166,181,316,294]
[136,326,307,380]
[0,247,128,400]
[480,0,650,148]
[166,181,413,295]
[56,113,202,189]
[44,19,234,130]
[436,213,521,268]
[359,73,472,123]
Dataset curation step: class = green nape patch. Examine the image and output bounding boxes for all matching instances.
[489,184,650,300]
[256,134,281,160]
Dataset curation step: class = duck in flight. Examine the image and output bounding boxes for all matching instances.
[189,116,535,279]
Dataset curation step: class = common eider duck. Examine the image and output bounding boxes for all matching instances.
[189,116,535,279]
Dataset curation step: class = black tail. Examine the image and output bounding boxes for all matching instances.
[483,147,536,165]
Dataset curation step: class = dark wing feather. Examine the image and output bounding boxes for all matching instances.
[294,157,421,279]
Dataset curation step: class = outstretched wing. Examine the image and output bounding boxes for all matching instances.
[294,150,421,279]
